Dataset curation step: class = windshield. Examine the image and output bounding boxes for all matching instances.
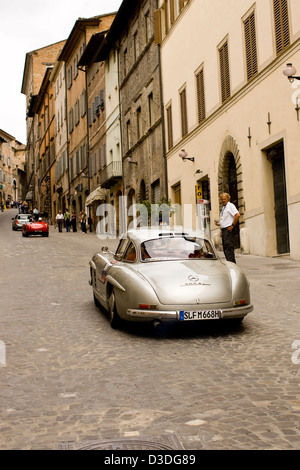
[140,236,216,261]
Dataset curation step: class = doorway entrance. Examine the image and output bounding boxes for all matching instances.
[227,153,240,249]
[267,142,290,254]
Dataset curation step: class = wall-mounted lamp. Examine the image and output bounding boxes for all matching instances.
[195,169,202,175]
[127,156,138,165]
[179,149,194,162]
[283,63,300,82]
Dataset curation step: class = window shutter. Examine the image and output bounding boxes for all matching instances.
[180,88,188,137]
[196,69,206,123]
[219,41,231,103]
[154,9,162,45]
[274,0,290,55]
[170,0,175,24]
[244,12,258,81]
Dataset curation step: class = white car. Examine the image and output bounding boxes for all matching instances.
[89,227,253,329]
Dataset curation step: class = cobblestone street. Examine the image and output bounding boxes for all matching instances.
[0,209,299,450]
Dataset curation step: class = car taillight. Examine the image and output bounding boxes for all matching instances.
[234,300,246,306]
[139,304,157,310]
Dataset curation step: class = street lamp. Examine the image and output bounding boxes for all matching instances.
[179,149,194,162]
[283,63,300,82]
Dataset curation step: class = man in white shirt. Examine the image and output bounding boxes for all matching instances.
[56,210,64,232]
[215,193,240,263]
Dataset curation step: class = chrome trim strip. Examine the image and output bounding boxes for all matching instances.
[127,304,253,320]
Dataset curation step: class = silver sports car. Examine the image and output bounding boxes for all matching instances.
[89,227,253,329]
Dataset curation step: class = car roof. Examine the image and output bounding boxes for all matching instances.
[125,227,211,244]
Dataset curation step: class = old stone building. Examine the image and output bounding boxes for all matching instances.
[98,0,167,231]
[31,67,56,220]
[0,130,26,207]
[21,40,66,212]
[57,14,115,224]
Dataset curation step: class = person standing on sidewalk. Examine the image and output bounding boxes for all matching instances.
[215,193,240,263]
[71,210,77,232]
[80,210,87,233]
[64,208,71,232]
[56,210,64,232]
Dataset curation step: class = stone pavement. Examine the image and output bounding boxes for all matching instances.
[0,209,299,450]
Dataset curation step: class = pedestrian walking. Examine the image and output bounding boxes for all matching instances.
[215,193,240,263]
[64,209,71,232]
[71,210,77,232]
[33,207,39,221]
[80,210,87,233]
[56,210,64,232]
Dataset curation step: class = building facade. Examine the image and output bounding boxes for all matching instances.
[97,0,168,233]
[156,0,300,260]
[0,130,26,207]
[57,15,115,225]
[21,41,66,212]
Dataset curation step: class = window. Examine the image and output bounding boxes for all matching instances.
[133,32,139,61]
[145,10,151,43]
[166,104,173,150]
[80,91,86,117]
[126,120,132,150]
[136,107,142,140]
[196,68,206,123]
[94,153,97,175]
[74,99,80,125]
[179,87,188,137]
[148,92,154,127]
[98,148,102,171]
[69,108,74,133]
[244,12,258,81]
[219,41,231,103]
[67,67,72,89]
[123,48,127,76]
[124,243,137,262]
[274,0,290,55]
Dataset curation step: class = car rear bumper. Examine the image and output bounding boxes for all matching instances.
[127,304,253,321]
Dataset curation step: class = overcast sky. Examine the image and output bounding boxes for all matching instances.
[0,0,122,144]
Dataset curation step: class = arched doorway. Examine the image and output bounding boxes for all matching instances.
[227,153,240,249]
[218,136,244,249]
[139,179,146,202]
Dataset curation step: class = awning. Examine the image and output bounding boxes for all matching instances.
[25,191,33,201]
[85,186,107,206]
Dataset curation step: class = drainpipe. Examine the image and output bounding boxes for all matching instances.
[157,43,168,200]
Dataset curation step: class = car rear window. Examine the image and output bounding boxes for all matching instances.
[140,236,216,261]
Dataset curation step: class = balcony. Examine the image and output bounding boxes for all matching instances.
[99,160,122,188]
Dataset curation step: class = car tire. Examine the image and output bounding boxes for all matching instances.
[93,293,101,308]
[108,289,121,329]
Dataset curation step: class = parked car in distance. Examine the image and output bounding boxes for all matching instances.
[12,214,32,230]
[22,217,49,237]
[89,227,253,329]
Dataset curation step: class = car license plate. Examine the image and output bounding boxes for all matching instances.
[179,310,221,321]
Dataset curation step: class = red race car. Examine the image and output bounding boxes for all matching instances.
[22,217,49,237]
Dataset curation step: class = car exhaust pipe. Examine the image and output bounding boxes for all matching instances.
[153,320,162,329]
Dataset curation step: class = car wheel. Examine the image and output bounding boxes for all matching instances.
[108,289,121,329]
[93,293,101,308]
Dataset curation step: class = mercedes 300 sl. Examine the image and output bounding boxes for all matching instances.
[89,227,253,329]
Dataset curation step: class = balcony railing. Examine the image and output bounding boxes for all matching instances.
[99,160,122,187]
